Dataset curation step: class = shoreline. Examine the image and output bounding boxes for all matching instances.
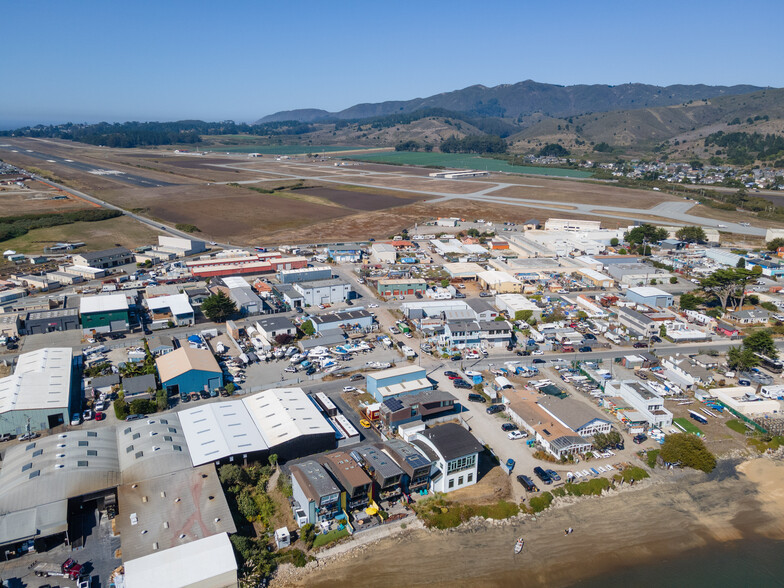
[271,454,784,588]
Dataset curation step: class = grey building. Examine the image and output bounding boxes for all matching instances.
[21,307,80,335]
[278,265,332,284]
[228,286,263,316]
[274,283,305,309]
[256,317,296,342]
[122,374,158,400]
[290,460,341,526]
[465,298,499,321]
[72,247,134,269]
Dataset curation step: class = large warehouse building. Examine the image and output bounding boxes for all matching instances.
[0,347,78,436]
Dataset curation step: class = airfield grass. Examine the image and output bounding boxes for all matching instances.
[1,215,163,254]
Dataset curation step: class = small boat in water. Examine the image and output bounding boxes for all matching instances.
[514,537,524,554]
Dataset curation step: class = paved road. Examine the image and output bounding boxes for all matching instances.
[0,144,175,188]
[211,159,767,236]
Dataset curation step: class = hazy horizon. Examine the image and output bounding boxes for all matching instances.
[2,0,783,128]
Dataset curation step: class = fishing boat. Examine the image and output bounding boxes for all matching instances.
[514,537,524,554]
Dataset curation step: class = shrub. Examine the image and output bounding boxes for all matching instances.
[175,223,200,233]
[528,492,554,513]
[113,399,129,420]
[129,398,156,415]
[646,449,660,469]
[659,433,716,473]
[620,467,650,483]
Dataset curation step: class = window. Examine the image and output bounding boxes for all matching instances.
[124,427,132,435]
[160,419,169,425]
[135,451,144,459]
[29,470,40,479]
[78,441,88,447]
[447,454,476,474]
[77,461,88,467]
[21,463,32,472]
[164,436,172,442]
[25,443,36,451]
[458,476,464,485]
[87,431,98,437]
[448,478,455,489]
[467,473,473,483]
[32,449,43,457]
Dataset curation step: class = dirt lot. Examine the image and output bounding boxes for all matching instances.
[447,461,511,504]
[492,179,680,208]
[296,187,421,211]
[0,182,93,215]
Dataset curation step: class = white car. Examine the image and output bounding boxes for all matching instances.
[532,350,544,356]
[342,386,356,392]
[368,303,379,308]
[404,332,413,338]
[508,431,526,440]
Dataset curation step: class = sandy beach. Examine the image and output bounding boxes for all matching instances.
[271,456,784,588]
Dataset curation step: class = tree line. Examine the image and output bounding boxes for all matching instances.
[0,209,122,242]
[705,131,784,165]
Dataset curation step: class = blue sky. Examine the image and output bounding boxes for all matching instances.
[2,0,783,127]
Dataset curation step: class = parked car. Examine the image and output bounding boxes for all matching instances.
[545,469,561,482]
[19,432,39,442]
[533,466,552,485]
[284,366,298,373]
[444,371,459,378]
[349,374,365,381]
[532,350,544,355]
[125,414,146,422]
[501,423,518,432]
[342,386,356,392]
[0,433,15,442]
[517,475,539,492]
[467,393,486,403]
[359,419,371,429]
[532,358,546,364]
[650,335,662,343]
[82,409,93,421]
[486,404,505,415]
[95,412,106,421]
[578,346,592,353]
[450,354,462,361]
[633,342,648,348]
[508,431,526,440]
[190,392,201,401]
[70,413,81,426]
[505,458,516,472]
[633,434,648,444]
[180,393,190,403]
[453,379,472,389]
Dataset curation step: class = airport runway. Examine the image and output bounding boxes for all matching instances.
[0,144,175,188]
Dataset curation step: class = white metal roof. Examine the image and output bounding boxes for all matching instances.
[178,402,268,467]
[242,387,333,447]
[222,276,251,289]
[146,293,193,316]
[0,347,72,413]
[124,532,237,588]
[577,268,614,282]
[626,286,671,298]
[368,364,426,382]
[79,293,129,314]
[477,270,520,285]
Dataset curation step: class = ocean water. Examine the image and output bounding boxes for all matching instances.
[573,538,784,588]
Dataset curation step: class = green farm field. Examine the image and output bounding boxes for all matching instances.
[346,151,593,178]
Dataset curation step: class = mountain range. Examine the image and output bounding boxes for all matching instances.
[257,80,765,123]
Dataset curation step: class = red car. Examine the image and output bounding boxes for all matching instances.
[94,411,106,421]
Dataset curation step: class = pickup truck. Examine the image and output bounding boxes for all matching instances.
[34,558,84,580]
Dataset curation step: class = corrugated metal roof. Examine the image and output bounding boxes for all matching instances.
[0,347,72,413]
[243,388,333,447]
[79,293,129,314]
[178,402,268,467]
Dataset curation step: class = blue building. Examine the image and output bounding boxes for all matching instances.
[327,245,362,263]
[624,286,674,308]
[366,365,432,402]
[156,346,223,395]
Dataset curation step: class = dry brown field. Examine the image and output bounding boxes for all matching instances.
[492,179,680,208]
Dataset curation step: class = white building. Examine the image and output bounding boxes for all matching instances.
[146,293,195,328]
[604,380,673,428]
[293,279,351,306]
[370,243,397,264]
[494,294,542,319]
[410,423,484,494]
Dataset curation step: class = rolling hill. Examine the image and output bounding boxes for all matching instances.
[258,80,764,123]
